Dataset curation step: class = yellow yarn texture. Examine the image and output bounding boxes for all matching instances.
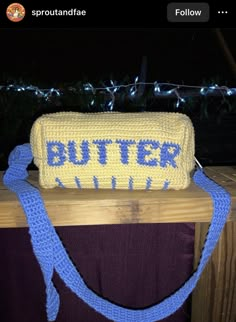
[30,112,195,190]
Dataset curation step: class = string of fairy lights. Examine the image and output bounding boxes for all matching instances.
[0,77,235,110]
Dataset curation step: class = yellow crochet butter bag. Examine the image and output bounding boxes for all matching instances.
[30,112,195,190]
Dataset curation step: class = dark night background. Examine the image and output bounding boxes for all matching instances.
[1,28,236,84]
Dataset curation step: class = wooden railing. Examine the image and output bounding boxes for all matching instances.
[0,166,236,322]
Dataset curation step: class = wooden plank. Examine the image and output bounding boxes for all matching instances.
[206,166,236,183]
[192,222,236,322]
[0,167,235,228]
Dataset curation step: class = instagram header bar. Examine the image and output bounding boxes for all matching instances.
[0,2,234,28]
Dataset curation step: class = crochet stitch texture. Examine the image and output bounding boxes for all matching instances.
[3,143,231,322]
[30,112,195,190]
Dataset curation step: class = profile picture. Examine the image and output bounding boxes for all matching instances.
[6,3,25,22]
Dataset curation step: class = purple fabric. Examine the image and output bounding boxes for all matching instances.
[0,223,194,322]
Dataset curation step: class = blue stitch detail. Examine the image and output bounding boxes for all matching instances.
[128,177,134,190]
[111,176,116,189]
[75,177,82,189]
[93,139,112,165]
[146,177,152,190]
[116,140,136,164]
[55,177,65,188]
[68,140,90,165]
[163,180,170,190]
[93,176,99,189]
[137,140,159,166]
[47,141,66,166]
[160,143,180,168]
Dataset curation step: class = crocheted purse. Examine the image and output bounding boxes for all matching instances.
[30,112,195,190]
[3,112,231,322]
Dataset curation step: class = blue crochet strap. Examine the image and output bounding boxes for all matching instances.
[3,144,231,322]
[3,144,59,321]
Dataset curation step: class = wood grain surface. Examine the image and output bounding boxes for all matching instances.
[192,222,236,322]
[0,166,235,227]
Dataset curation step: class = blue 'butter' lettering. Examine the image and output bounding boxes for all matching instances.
[137,140,160,166]
[93,139,112,165]
[116,139,136,164]
[160,143,180,168]
[68,140,90,165]
[46,140,181,168]
[47,141,66,166]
